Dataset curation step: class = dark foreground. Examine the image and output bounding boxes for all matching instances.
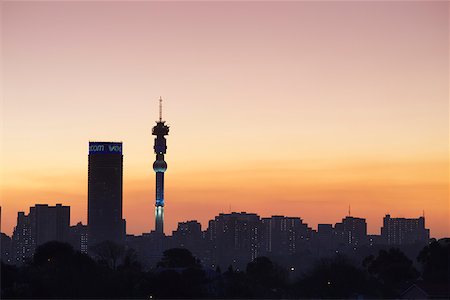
[2,239,449,299]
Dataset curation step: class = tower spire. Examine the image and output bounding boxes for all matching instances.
[348,204,351,217]
[159,96,163,122]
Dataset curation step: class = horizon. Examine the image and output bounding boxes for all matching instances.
[1,1,449,238]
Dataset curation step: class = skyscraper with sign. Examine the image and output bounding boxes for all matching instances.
[88,141,125,247]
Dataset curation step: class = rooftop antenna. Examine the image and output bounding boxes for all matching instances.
[159,96,163,122]
[348,204,351,217]
[422,209,425,218]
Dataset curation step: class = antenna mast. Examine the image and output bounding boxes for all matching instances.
[159,96,163,122]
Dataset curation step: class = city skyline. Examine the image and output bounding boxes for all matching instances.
[1,1,449,238]
[2,198,436,239]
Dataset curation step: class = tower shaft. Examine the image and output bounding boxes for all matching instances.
[152,98,169,235]
[155,171,165,234]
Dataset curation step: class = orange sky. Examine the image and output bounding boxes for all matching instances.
[1,1,449,237]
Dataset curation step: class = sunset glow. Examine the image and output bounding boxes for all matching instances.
[1,1,448,237]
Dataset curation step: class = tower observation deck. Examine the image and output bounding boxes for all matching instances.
[152,97,169,234]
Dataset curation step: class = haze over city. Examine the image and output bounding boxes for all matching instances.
[1,1,448,238]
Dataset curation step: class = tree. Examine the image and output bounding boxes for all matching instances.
[246,256,288,297]
[294,255,370,298]
[417,238,450,283]
[157,248,199,268]
[363,248,419,297]
[30,241,100,298]
[91,240,126,270]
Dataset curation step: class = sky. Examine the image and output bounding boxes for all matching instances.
[1,1,448,238]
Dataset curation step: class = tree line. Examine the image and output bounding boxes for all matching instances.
[2,238,449,299]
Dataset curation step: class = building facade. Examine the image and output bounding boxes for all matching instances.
[206,212,261,269]
[69,222,88,254]
[88,141,125,247]
[381,214,429,245]
[11,204,70,264]
[336,216,368,247]
[261,216,308,256]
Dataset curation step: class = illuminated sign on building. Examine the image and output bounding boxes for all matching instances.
[88,142,122,154]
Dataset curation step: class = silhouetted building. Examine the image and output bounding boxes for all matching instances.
[69,222,88,254]
[29,204,70,247]
[152,98,169,235]
[318,224,333,236]
[171,220,203,253]
[381,214,429,245]
[11,212,31,264]
[1,233,12,264]
[88,141,125,247]
[206,212,260,269]
[12,204,70,264]
[335,216,367,247]
[317,224,334,248]
[126,232,168,268]
[367,234,382,246]
[261,216,308,256]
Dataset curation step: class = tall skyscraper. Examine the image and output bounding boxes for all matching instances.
[152,98,169,235]
[88,141,125,247]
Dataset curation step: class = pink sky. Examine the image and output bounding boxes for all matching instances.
[1,1,448,237]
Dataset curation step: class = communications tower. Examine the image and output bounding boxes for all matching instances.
[152,97,169,234]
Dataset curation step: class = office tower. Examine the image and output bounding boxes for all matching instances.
[69,222,88,254]
[335,216,367,247]
[261,216,308,256]
[206,212,261,269]
[12,204,70,264]
[88,141,125,247]
[152,98,169,235]
[381,214,430,245]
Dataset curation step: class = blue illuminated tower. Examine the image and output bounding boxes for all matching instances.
[152,97,169,235]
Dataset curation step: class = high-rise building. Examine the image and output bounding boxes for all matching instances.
[88,141,125,247]
[69,222,88,254]
[29,204,70,247]
[334,216,367,247]
[381,214,429,245]
[12,204,70,264]
[11,212,31,264]
[206,212,261,269]
[152,98,169,235]
[261,216,308,256]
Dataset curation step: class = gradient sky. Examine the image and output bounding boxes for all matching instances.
[1,1,448,237]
